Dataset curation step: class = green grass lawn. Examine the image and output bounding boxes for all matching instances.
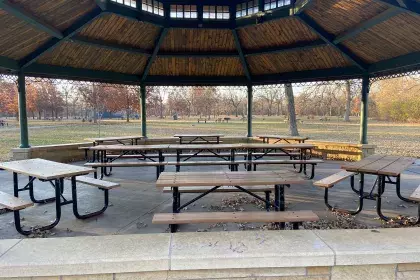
[1,116,420,161]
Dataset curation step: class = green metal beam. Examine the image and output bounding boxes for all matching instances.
[144,75,249,86]
[232,29,252,82]
[24,63,141,84]
[19,7,103,69]
[95,0,108,10]
[244,40,326,57]
[140,84,147,137]
[247,85,253,137]
[297,13,368,72]
[333,8,401,44]
[368,51,420,74]
[68,37,328,58]
[293,0,316,14]
[375,0,420,15]
[359,75,370,144]
[17,72,29,148]
[253,66,365,84]
[0,0,63,39]
[0,56,19,71]
[141,28,168,83]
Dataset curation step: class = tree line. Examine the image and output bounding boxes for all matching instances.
[0,76,419,123]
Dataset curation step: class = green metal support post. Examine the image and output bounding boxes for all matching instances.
[17,71,29,148]
[140,84,147,137]
[247,85,253,137]
[359,75,370,144]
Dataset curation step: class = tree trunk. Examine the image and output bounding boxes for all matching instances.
[285,83,299,136]
[66,97,69,119]
[344,81,351,122]
[126,95,130,122]
[159,99,164,119]
[93,107,98,123]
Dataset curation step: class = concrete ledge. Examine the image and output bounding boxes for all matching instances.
[1,228,420,279]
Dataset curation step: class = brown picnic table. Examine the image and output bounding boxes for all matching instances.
[88,135,144,146]
[153,170,314,232]
[0,159,106,235]
[173,134,224,144]
[341,154,417,221]
[87,143,318,179]
[85,136,145,162]
[257,135,309,144]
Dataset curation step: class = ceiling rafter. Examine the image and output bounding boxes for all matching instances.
[0,0,63,39]
[232,29,252,82]
[333,7,401,44]
[296,13,368,72]
[19,7,104,69]
[375,0,420,15]
[3,54,419,86]
[244,40,326,57]
[68,36,328,58]
[141,28,168,82]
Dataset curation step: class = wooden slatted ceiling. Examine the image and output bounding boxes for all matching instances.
[306,0,388,36]
[37,41,148,75]
[8,0,97,31]
[0,8,51,59]
[159,29,237,52]
[247,45,352,75]
[149,57,245,76]
[79,14,161,51]
[237,17,319,51]
[343,13,420,64]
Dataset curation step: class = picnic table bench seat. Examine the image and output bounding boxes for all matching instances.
[70,176,120,190]
[162,185,274,193]
[0,191,33,211]
[152,211,319,229]
[105,152,302,160]
[243,159,324,179]
[85,161,166,179]
[313,171,356,188]
[313,170,358,215]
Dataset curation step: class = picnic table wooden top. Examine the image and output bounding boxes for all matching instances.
[156,170,307,188]
[86,136,144,142]
[173,134,224,138]
[89,144,170,151]
[0,159,94,180]
[341,155,416,176]
[256,135,309,140]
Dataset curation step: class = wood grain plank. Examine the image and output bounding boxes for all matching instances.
[152,211,319,224]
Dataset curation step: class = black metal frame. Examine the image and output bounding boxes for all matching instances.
[245,147,316,179]
[12,172,109,235]
[324,172,420,224]
[178,135,221,144]
[259,136,306,144]
[169,184,290,232]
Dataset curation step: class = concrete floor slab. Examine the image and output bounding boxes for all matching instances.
[0,159,419,239]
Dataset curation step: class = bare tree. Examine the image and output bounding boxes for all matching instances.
[61,84,74,119]
[227,91,244,117]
